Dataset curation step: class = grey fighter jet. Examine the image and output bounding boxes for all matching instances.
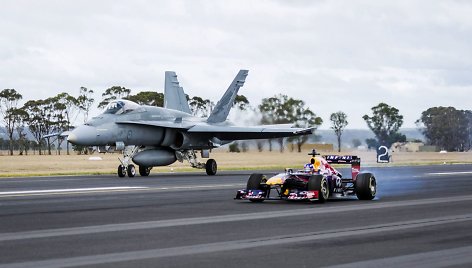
[67,70,313,177]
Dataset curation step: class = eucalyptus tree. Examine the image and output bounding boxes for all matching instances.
[330,111,348,152]
[362,103,405,148]
[98,86,131,109]
[0,89,23,155]
[77,87,95,123]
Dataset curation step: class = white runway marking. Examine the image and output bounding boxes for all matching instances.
[427,171,472,176]
[0,184,244,198]
[0,187,149,196]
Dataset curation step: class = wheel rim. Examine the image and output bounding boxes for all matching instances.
[321,178,329,199]
[212,162,217,172]
[369,177,377,196]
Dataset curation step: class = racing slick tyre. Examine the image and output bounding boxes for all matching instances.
[307,175,329,203]
[127,164,136,178]
[355,173,376,200]
[246,173,265,203]
[205,159,217,176]
[118,165,126,178]
[139,166,151,177]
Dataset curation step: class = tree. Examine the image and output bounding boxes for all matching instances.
[352,138,362,148]
[22,100,46,155]
[11,108,29,155]
[22,98,65,155]
[189,96,213,117]
[259,95,285,152]
[98,86,131,108]
[362,103,405,148]
[126,91,164,107]
[260,94,322,153]
[464,110,472,151]
[416,107,469,151]
[0,89,23,155]
[77,87,95,123]
[233,95,250,110]
[330,111,348,152]
[55,93,79,154]
[365,138,379,150]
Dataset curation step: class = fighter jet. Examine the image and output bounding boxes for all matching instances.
[67,70,313,177]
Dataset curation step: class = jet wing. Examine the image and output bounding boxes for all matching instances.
[116,120,195,130]
[187,124,313,140]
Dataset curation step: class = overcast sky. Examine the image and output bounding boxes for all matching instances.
[1,0,471,129]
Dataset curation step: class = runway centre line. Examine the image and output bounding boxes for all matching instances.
[1,214,471,268]
[1,194,472,242]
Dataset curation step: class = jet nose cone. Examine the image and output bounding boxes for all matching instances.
[67,133,78,144]
[67,125,96,145]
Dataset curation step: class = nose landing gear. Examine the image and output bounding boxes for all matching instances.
[118,146,140,178]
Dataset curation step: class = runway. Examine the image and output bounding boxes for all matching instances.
[0,165,471,267]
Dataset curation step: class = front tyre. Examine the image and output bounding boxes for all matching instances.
[205,159,217,175]
[355,173,376,200]
[246,173,265,203]
[307,175,329,203]
[118,165,126,178]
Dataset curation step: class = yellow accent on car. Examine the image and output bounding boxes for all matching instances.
[266,177,283,185]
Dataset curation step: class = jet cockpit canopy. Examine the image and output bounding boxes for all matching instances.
[103,100,141,115]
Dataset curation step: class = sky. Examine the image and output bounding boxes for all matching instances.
[1,0,471,129]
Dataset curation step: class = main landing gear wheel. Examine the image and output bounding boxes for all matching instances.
[205,159,217,175]
[139,166,152,177]
[127,164,136,178]
[118,165,126,178]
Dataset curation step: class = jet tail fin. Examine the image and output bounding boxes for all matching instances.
[207,70,249,123]
[164,71,191,114]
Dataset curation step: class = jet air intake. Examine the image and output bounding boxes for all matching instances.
[132,148,177,167]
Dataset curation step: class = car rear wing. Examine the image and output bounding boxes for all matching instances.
[323,155,360,164]
[323,155,361,180]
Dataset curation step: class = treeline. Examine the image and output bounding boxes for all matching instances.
[0,87,322,155]
[362,103,472,152]
[1,86,470,156]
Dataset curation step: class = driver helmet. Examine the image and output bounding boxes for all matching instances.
[313,157,322,172]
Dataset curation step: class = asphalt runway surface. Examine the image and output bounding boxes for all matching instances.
[1,164,472,268]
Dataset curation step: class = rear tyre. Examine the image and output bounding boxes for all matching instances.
[307,175,329,203]
[205,159,217,175]
[127,164,136,178]
[246,173,264,202]
[139,166,151,176]
[355,173,376,200]
[118,165,126,178]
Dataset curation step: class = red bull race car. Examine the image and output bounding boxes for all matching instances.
[235,150,376,203]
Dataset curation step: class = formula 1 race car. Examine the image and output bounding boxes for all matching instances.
[235,151,376,203]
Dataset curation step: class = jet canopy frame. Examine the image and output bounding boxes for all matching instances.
[103,100,141,115]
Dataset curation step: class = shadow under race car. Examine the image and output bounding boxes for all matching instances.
[235,153,376,203]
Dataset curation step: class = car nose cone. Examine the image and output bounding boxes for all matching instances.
[67,125,97,145]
